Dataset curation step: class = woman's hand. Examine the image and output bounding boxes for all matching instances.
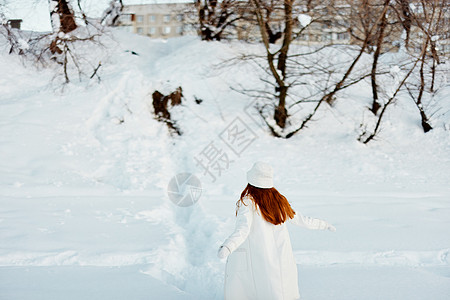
[217,245,231,259]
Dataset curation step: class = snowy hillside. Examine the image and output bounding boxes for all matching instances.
[0,28,449,299]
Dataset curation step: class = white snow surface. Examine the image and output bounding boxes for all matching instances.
[0,29,450,299]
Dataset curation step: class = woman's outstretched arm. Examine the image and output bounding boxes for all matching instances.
[220,197,254,255]
[289,211,336,231]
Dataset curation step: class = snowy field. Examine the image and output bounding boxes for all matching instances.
[1,29,450,299]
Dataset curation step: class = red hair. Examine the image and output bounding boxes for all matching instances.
[236,184,296,225]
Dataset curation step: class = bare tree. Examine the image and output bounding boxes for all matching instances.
[42,0,106,83]
[411,0,446,91]
[101,0,124,27]
[249,0,296,131]
[233,0,438,142]
[284,0,391,138]
[0,1,107,85]
[195,0,246,41]
[236,0,389,138]
[358,54,422,143]
[356,0,447,142]
[339,0,399,116]
[368,0,390,115]
[402,0,448,133]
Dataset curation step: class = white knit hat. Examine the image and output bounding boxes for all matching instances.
[247,162,273,188]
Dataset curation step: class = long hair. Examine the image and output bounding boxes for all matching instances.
[236,184,295,225]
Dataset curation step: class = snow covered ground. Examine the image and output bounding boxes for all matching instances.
[0,29,449,299]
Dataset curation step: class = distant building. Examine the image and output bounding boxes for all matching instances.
[116,2,449,56]
[118,3,194,38]
[235,4,352,46]
[117,2,351,46]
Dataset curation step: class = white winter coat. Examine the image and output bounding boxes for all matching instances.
[222,196,330,300]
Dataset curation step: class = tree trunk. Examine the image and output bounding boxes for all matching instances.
[277,0,293,78]
[416,38,433,133]
[274,86,288,128]
[370,0,389,115]
[429,41,439,92]
[250,0,292,131]
[272,0,293,128]
[397,0,411,49]
[49,0,77,34]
